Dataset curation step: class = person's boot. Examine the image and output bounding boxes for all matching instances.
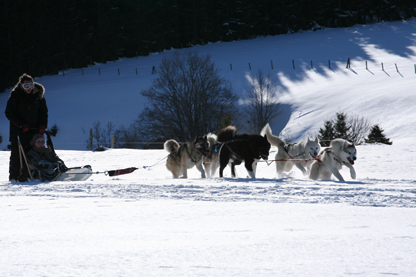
[17,174,28,182]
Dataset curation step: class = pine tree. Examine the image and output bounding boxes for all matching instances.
[318,120,335,146]
[365,125,392,145]
[333,112,351,140]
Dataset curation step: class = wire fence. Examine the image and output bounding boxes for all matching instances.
[60,57,416,77]
[55,57,402,150]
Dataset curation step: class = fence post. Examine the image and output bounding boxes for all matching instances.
[346,57,350,68]
[89,129,93,151]
[292,60,295,69]
[395,63,399,72]
[271,60,273,69]
[152,66,157,74]
[230,64,232,70]
[328,60,331,69]
[366,61,368,70]
[248,63,251,70]
[311,61,313,69]
[118,68,120,75]
[111,135,115,149]
[381,62,384,71]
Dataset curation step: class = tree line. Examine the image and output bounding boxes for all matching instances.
[318,112,392,146]
[1,0,415,93]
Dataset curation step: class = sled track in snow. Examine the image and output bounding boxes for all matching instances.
[1,178,416,208]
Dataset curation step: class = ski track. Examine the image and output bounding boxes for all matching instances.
[1,178,415,208]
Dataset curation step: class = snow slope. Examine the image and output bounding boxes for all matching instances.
[1,20,416,276]
[1,19,416,149]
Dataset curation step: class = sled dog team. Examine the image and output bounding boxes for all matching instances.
[164,123,357,182]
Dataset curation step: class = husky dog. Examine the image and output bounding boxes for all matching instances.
[203,133,221,178]
[203,128,240,178]
[218,126,270,178]
[261,123,321,177]
[164,136,210,178]
[309,138,357,182]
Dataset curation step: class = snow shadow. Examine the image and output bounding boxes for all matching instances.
[219,20,416,94]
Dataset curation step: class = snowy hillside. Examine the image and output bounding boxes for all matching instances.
[1,19,416,149]
[1,20,416,276]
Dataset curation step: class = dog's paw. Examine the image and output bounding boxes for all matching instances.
[350,169,356,179]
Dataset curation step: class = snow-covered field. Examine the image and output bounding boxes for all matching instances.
[1,142,415,276]
[1,19,416,276]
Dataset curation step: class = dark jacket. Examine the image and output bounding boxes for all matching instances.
[27,147,64,177]
[5,82,48,141]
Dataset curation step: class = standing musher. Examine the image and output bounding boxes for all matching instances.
[5,73,48,182]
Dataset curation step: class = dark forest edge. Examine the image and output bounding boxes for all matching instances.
[1,0,415,93]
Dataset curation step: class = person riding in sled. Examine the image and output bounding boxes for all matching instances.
[5,73,48,182]
[26,134,67,181]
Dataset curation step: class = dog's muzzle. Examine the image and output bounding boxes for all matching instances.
[260,154,268,160]
[347,156,356,165]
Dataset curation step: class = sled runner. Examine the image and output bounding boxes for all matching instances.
[55,165,93,181]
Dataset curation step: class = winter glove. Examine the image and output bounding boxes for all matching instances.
[58,162,68,172]
[22,124,29,133]
[39,125,46,135]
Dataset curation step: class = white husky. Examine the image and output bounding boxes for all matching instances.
[309,138,357,182]
[261,123,321,177]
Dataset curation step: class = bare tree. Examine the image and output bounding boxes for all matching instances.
[243,69,281,133]
[348,115,371,145]
[87,120,116,149]
[138,51,239,142]
[113,124,150,149]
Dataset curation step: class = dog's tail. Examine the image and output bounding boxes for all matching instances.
[164,139,180,153]
[217,125,237,142]
[261,123,285,148]
[206,133,217,147]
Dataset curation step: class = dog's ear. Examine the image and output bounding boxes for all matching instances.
[342,140,349,150]
[315,137,319,143]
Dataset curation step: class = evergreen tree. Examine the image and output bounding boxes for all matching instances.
[318,112,370,145]
[333,112,351,140]
[318,120,335,146]
[365,125,392,145]
[1,0,416,93]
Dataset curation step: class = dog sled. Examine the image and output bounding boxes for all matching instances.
[17,132,137,182]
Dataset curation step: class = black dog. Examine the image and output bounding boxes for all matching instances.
[217,126,270,178]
